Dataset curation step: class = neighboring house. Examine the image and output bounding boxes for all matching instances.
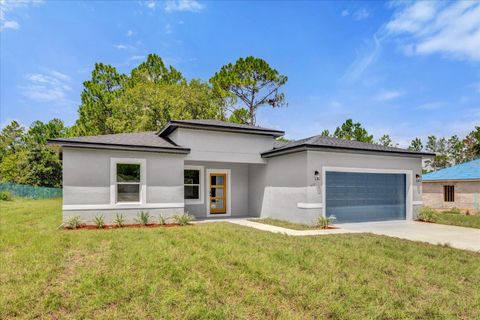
[422,159,480,213]
[49,119,433,225]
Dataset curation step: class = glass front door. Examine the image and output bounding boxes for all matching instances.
[209,173,227,214]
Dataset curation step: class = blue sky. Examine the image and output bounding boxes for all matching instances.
[1,0,479,146]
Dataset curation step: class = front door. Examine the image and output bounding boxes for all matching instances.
[209,173,227,214]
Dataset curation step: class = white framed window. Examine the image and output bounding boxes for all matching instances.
[184,165,204,204]
[110,158,146,205]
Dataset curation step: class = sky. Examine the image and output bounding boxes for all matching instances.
[1,0,479,146]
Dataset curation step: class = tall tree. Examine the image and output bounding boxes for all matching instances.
[425,135,449,170]
[107,80,224,133]
[333,119,374,143]
[378,134,397,147]
[73,63,127,135]
[210,56,287,125]
[408,138,423,152]
[447,135,465,165]
[464,126,480,160]
[0,120,25,161]
[130,54,184,85]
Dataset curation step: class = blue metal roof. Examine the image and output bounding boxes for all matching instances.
[423,159,480,181]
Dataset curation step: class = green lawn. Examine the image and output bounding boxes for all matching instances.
[249,218,320,230]
[433,212,480,229]
[1,199,480,319]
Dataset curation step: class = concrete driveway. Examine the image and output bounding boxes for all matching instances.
[338,221,480,252]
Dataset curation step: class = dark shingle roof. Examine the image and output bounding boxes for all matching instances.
[158,119,285,137]
[262,135,435,157]
[48,131,189,153]
[423,159,480,181]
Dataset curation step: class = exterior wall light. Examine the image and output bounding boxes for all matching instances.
[314,170,320,181]
[416,174,422,183]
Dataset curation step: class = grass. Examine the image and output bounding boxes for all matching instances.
[1,199,480,319]
[249,218,320,230]
[433,211,480,229]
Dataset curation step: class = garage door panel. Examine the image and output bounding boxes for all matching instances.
[326,172,406,223]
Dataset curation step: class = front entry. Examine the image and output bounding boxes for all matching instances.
[209,172,227,214]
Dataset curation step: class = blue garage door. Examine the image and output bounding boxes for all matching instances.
[326,172,406,223]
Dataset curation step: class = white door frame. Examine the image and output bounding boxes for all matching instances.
[322,166,413,221]
[206,168,232,217]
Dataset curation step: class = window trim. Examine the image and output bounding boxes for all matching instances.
[184,165,204,205]
[110,158,147,206]
[443,185,455,202]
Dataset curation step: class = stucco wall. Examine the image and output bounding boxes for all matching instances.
[169,128,274,163]
[423,181,480,212]
[184,161,249,217]
[248,151,313,224]
[63,147,185,222]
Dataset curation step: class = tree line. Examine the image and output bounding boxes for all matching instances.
[322,118,480,172]
[1,54,479,187]
[0,54,287,187]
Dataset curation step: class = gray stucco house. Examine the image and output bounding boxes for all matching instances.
[50,119,433,225]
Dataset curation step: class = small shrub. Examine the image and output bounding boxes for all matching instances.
[0,191,13,201]
[64,216,83,229]
[417,207,437,222]
[314,215,336,229]
[447,207,461,215]
[465,210,470,216]
[173,213,194,226]
[136,211,150,226]
[94,214,105,229]
[158,214,167,225]
[114,213,125,227]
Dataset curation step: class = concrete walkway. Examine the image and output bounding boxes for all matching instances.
[338,220,480,252]
[195,218,480,252]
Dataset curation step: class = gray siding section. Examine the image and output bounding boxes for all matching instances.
[184,161,249,217]
[63,147,184,206]
[170,128,274,163]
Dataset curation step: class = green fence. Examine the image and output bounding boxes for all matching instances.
[0,183,62,199]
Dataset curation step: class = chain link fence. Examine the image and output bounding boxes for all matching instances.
[0,183,62,199]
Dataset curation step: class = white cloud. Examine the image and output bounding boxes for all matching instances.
[164,0,204,13]
[21,69,72,104]
[0,0,44,31]
[342,35,381,83]
[386,1,480,61]
[128,55,145,61]
[126,30,133,37]
[416,101,446,110]
[353,8,370,21]
[146,0,155,9]
[341,9,349,17]
[471,82,480,93]
[165,23,172,34]
[373,90,404,102]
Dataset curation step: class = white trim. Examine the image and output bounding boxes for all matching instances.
[412,201,423,205]
[63,203,185,211]
[206,168,232,217]
[322,166,414,221]
[184,165,204,205]
[110,157,147,206]
[297,202,323,209]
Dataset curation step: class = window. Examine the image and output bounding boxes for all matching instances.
[116,163,141,202]
[184,166,203,204]
[443,185,455,202]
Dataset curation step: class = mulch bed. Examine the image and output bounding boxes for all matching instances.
[64,223,189,230]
